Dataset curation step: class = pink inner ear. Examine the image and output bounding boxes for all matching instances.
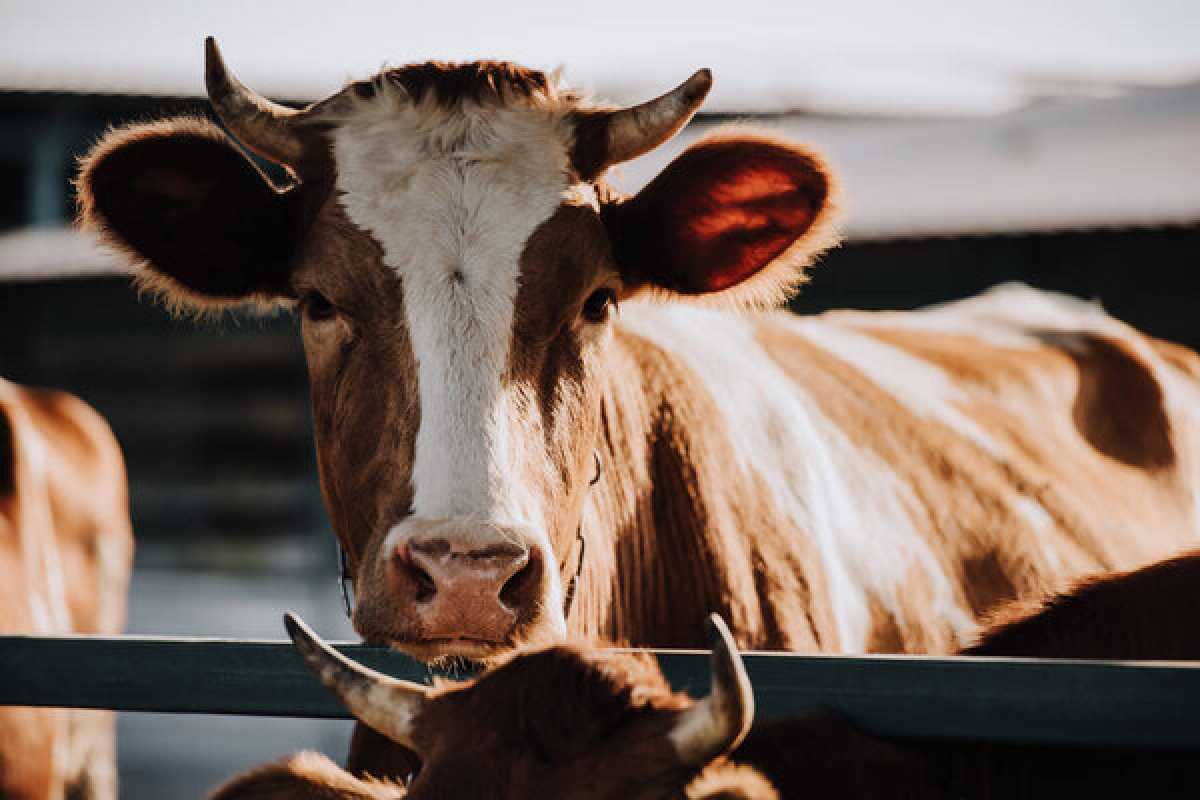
[679,166,823,293]
[607,135,833,296]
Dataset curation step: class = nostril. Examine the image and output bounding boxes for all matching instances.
[412,566,437,603]
[395,541,439,604]
[499,551,541,611]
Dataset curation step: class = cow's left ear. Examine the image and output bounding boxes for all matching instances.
[603,131,838,308]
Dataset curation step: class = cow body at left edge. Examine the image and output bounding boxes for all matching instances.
[0,379,134,800]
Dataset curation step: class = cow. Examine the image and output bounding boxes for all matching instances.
[77,37,1200,771]
[210,613,772,799]
[0,378,134,800]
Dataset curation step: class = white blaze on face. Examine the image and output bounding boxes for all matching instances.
[332,96,571,529]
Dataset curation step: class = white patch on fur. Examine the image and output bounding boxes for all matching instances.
[619,304,975,652]
[333,98,570,514]
[844,283,1200,537]
[790,317,1005,458]
[842,283,1117,349]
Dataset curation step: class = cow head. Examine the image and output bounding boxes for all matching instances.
[77,39,838,662]
[256,612,765,799]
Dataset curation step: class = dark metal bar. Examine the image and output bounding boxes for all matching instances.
[2,634,1200,749]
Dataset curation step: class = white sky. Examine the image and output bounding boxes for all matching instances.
[1,0,1198,115]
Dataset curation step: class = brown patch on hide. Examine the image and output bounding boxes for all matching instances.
[1057,333,1175,470]
[849,323,1193,571]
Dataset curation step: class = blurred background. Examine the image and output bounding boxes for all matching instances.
[1,1,1198,796]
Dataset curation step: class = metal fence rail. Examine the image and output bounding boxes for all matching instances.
[2,634,1199,750]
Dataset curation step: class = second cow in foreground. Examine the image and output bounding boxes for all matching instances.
[214,614,770,800]
[78,41,1200,665]
[216,555,1200,800]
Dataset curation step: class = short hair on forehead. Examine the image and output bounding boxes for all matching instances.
[342,60,584,110]
[436,645,686,759]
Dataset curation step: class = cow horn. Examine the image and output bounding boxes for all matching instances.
[577,69,712,177]
[205,37,309,165]
[284,612,429,750]
[668,614,755,765]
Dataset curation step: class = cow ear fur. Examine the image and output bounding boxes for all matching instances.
[76,117,299,315]
[603,129,839,309]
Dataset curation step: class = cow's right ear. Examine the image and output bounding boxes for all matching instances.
[77,117,299,312]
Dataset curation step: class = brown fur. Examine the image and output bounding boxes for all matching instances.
[966,548,1200,659]
[210,752,405,799]
[0,380,133,800]
[360,61,562,109]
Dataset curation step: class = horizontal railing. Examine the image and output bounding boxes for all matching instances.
[2,634,1199,750]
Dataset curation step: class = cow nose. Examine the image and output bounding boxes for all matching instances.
[394,527,539,642]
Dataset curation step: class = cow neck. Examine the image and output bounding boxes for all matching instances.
[584,324,829,651]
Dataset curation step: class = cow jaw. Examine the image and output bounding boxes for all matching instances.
[330,92,577,659]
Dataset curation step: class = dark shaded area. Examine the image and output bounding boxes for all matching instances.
[929,738,1200,799]
[0,91,289,231]
[792,224,1200,351]
[737,712,1200,799]
[0,402,13,497]
[0,278,320,543]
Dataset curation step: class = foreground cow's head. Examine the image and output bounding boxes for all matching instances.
[78,39,838,661]
[210,612,766,799]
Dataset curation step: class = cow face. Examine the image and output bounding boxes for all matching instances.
[259,613,763,800]
[77,40,837,663]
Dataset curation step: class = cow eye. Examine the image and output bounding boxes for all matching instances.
[302,291,336,322]
[581,288,616,324]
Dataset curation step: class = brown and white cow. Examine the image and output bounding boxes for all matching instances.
[78,38,1200,670]
[211,613,770,800]
[0,379,134,800]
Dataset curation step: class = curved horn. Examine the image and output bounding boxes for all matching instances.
[575,69,712,178]
[284,612,429,750]
[205,37,308,165]
[669,614,755,765]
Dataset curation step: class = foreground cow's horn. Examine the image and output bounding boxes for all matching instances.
[669,613,755,765]
[284,612,429,750]
[573,69,712,178]
[205,37,309,165]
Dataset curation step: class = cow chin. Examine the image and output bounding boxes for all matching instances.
[355,604,567,668]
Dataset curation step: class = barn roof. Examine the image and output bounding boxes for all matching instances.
[2,1,1198,117]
